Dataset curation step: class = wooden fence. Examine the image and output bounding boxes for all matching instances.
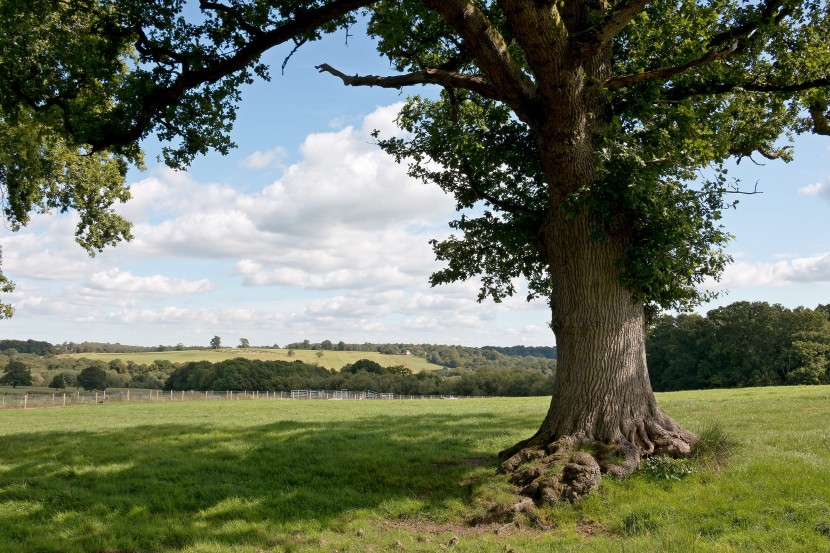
[0,389,479,410]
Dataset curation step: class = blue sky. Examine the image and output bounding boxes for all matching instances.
[2,26,830,348]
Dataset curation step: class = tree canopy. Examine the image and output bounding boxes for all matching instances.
[0,360,33,388]
[647,301,830,390]
[1,1,827,313]
[76,365,108,391]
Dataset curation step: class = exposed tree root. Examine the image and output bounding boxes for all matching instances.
[487,416,698,516]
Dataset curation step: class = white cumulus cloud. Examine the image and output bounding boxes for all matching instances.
[240,147,287,169]
[799,178,830,199]
[86,269,214,296]
[713,253,830,288]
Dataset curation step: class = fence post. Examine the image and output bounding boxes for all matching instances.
[95,392,98,404]
[63,392,66,407]
[127,390,130,401]
[24,393,28,410]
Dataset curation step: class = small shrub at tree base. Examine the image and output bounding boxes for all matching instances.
[640,455,694,481]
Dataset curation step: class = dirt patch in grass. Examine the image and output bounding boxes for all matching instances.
[574,518,611,538]
[379,516,546,539]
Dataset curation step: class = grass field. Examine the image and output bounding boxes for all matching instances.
[1,386,829,552]
[58,348,440,372]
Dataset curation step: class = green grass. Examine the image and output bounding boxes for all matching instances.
[58,348,440,372]
[1,386,829,552]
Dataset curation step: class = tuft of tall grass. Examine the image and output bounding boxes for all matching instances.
[691,421,739,471]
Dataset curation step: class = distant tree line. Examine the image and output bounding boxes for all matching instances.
[647,301,830,390]
[481,345,557,359]
[0,339,55,355]
[164,357,555,397]
[57,341,191,354]
[0,353,173,391]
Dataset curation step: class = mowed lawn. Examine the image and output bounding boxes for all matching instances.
[0,387,829,552]
[58,348,441,372]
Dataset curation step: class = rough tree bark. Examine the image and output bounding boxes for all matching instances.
[497,210,697,505]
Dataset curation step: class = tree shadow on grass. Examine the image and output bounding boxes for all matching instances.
[0,406,535,552]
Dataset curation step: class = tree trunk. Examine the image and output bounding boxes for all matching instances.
[498,210,697,503]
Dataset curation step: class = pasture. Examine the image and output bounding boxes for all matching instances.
[0,386,829,552]
[58,348,440,372]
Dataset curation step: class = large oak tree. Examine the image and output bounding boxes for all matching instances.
[1,0,829,500]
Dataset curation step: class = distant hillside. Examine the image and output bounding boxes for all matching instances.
[57,349,439,373]
[44,340,558,371]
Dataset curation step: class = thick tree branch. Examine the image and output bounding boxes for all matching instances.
[603,41,739,91]
[709,0,794,48]
[605,0,796,93]
[133,26,190,69]
[420,0,535,121]
[88,0,377,151]
[498,0,568,98]
[315,63,501,102]
[579,0,650,58]
[662,76,830,102]
[199,1,264,37]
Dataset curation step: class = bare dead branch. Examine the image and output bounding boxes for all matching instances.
[725,181,763,194]
[281,38,307,75]
[316,63,501,102]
